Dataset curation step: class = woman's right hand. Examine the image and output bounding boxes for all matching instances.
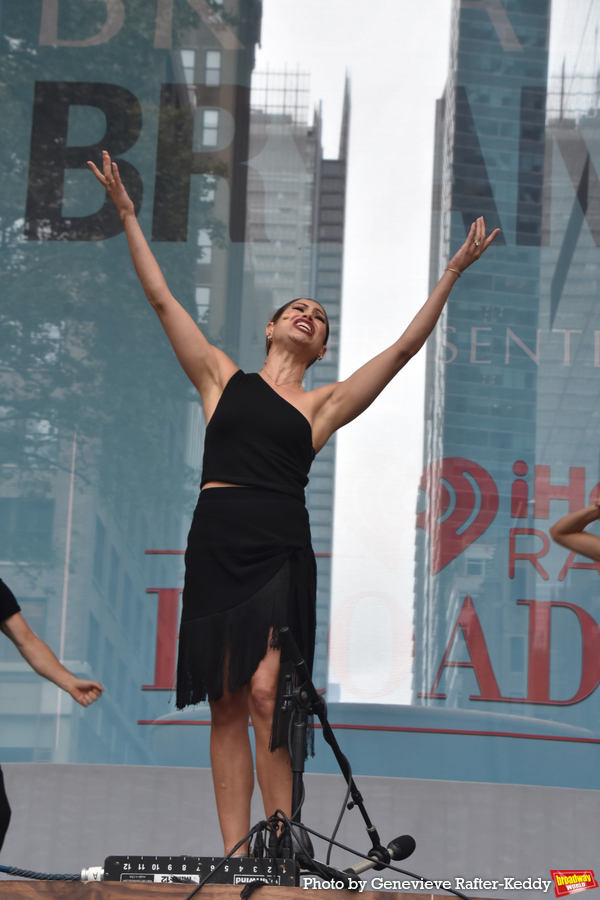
[88,150,135,222]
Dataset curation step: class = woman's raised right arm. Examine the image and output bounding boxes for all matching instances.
[87,151,237,411]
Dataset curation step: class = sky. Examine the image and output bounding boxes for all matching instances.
[546,0,600,120]
[255,0,454,703]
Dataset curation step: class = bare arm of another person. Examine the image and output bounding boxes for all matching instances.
[549,499,600,561]
[87,152,237,420]
[311,217,500,450]
[0,613,104,707]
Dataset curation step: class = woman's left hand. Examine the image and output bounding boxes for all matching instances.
[449,216,500,274]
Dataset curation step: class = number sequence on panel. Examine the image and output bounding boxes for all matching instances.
[103,855,296,885]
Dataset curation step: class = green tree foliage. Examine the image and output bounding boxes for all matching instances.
[0,0,254,568]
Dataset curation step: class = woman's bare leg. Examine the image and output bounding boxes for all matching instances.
[209,685,254,855]
[248,645,293,820]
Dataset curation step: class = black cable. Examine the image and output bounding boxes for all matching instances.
[287,705,306,822]
[272,814,472,900]
[240,818,283,899]
[284,701,307,826]
[264,817,281,863]
[182,824,263,900]
[0,865,79,881]
[240,852,282,900]
[291,782,305,822]
[275,811,349,884]
[287,701,296,758]
[325,764,352,865]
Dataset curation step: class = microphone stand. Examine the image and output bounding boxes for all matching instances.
[279,627,391,876]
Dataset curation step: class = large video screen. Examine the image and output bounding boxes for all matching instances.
[1,0,599,787]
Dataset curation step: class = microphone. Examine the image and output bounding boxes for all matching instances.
[343,835,416,876]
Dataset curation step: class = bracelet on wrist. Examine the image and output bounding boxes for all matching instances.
[447,267,461,277]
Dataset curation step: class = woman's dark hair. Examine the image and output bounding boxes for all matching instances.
[265,298,330,359]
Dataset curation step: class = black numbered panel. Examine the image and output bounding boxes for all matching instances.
[104,855,296,886]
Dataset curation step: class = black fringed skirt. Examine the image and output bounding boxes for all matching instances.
[176,486,317,750]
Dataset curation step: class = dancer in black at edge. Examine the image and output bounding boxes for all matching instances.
[89,150,499,856]
[0,579,103,851]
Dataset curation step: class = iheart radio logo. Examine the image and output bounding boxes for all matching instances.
[416,458,499,574]
[551,871,598,897]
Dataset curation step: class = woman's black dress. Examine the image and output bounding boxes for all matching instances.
[0,579,20,850]
[175,371,317,750]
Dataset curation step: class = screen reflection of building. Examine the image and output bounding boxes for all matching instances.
[414,0,600,730]
[0,0,263,765]
[241,70,351,690]
[0,3,349,764]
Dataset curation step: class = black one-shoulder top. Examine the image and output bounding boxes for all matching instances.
[200,370,315,501]
[0,579,20,624]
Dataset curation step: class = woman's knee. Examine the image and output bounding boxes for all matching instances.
[210,689,248,728]
[249,674,277,720]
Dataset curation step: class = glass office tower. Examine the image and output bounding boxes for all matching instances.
[415,0,600,733]
[241,70,350,690]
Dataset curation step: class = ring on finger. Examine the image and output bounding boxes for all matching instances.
[474,240,480,246]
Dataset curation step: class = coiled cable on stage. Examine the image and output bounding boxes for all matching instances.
[0,864,80,881]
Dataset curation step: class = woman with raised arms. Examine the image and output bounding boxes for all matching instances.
[89,151,499,855]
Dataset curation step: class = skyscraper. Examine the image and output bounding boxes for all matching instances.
[241,70,350,689]
[415,0,600,734]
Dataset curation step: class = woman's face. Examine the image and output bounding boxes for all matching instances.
[268,299,328,357]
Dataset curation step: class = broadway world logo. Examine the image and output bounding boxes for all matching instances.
[551,871,598,898]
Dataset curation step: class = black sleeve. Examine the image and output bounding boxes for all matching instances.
[0,579,20,624]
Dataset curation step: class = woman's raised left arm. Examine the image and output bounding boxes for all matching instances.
[312,217,499,449]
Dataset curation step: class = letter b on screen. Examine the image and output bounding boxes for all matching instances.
[25,82,142,241]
